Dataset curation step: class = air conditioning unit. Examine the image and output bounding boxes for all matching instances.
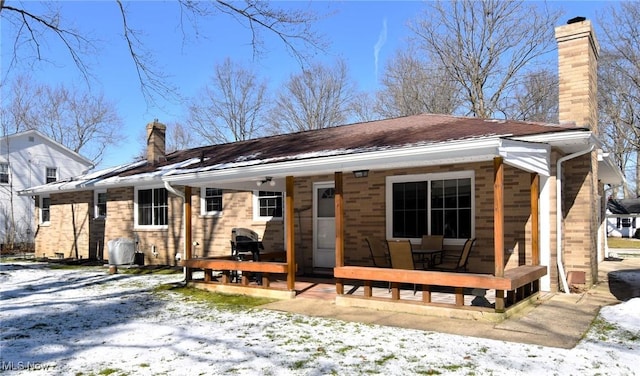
[107,238,136,265]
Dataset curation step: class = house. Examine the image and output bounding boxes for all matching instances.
[606,198,640,239]
[20,19,625,316]
[1,129,93,252]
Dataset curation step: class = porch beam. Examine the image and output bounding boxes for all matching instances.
[335,171,345,294]
[494,157,505,278]
[286,176,296,290]
[185,186,193,281]
[531,173,540,265]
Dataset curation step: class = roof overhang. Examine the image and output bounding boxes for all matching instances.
[163,137,551,191]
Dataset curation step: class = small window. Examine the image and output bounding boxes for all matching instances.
[135,187,168,227]
[46,167,57,183]
[254,191,283,220]
[41,197,51,224]
[0,163,8,184]
[95,191,107,218]
[201,188,223,216]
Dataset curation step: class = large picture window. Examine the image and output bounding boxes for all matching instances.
[386,172,474,240]
[254,191,283,220]
[136,187,168,227]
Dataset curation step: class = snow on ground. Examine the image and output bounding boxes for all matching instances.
[1,262,638,375]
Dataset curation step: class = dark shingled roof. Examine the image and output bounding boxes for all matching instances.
[607,199,640,215]
[119,113,585,177]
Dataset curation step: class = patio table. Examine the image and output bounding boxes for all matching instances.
[412,249,444,269]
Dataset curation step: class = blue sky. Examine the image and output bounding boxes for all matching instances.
[1,1,611,169]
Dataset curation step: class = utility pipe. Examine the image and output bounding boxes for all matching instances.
[556,145,594,294]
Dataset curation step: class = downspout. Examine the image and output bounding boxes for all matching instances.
[164,181,187,281]
[556,145,594,294]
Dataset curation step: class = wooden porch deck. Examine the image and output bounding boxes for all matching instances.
[189,270,499,306]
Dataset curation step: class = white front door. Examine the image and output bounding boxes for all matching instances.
[313,182,335,268]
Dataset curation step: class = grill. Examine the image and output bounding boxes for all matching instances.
[231,227,264,261]
[230,228,264,284]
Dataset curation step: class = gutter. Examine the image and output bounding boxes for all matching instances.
[164,181,187,282]
[556,145,594,294]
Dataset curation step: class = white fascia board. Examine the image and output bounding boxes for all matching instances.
[598,153,626,186]
[163,138,504,186]
[512,131,593,153]
[498,139,551,176]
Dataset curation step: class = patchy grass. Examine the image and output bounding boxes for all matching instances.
[117,266,182,275]
[153,284,276,309]
[589,317,619,341]
[607,237,640,249]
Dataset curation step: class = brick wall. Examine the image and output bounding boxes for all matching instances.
[35,191,92,259]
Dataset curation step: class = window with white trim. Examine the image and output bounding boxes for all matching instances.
[386,171,474,240]
[40,196,51,224]
[135,187,168,227]
[95,190,107,218]
[46,167,57,183]
[0,162,9,184]
[253,190,283,220]
[201,188,223,216]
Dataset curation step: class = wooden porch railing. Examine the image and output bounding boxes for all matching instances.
[334,265,547,313]
[181,251,288,289]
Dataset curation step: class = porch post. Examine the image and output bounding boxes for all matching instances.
[531,173,540,266]
[335,172,345,294]
[184,186,193,281]
[286,176,296,291]
[494,157,505,312]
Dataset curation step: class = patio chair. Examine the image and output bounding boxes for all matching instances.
[417,235,444,268]
[432,238,475,272]
[365,237,391,268]
[387,240,418,294]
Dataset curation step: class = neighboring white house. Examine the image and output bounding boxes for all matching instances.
[0,130,93,250]
[606,198,640,239]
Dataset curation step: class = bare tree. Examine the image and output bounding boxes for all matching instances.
[375,48,460,118]
[598,52,639,198]
[1,75,124,165]
[504,69,558,123]
[1,1,327,104]
[599,1,640,197]
[349,92,382,123]
[188,58,268,144]
[166,122,198,154]
[269,59,355,133]
[410,0,561,118]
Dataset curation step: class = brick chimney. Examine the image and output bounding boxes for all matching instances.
[555,17,600,133]
[146,119,166,164]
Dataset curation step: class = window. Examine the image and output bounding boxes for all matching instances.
[0,163,8,184]
[254,191,283,220]
[46,167,57,183]
[201,188,223,216]
[136,187,168,227]
[41,197,51,224]
[386,172,474,240]
[95,191,107,218]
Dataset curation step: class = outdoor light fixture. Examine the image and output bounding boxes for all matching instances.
[353,170,369,178]
[256,177,276,187]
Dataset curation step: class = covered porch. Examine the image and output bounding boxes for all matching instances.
[179,145,549,319]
